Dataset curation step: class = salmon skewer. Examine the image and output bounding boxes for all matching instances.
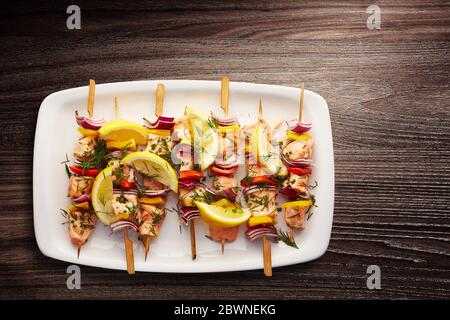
[140,83,173,260]
[174,112,200,260]
[279,83,315,241]
[242,100,281,277]
[66,80,103,258]
[208,76,241,253]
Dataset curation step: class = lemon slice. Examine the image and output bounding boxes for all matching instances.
[194,200,251,228]
[186,111,218,171]
[99,119,148,145]
[120,151,178,192]
[251,122,287,176]
[91,167,114,225]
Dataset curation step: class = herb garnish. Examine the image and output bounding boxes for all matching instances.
[277,229,299,249]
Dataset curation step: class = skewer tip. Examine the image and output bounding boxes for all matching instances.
[190,221,197,260]
[144,236,150,261]
[258,99,263,121]
[221,240,225,254]
[77,244,81,259]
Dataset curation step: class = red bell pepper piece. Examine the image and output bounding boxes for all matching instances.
[69,165,100,177]
[287,167,312,175]
[120,180,136,190]
[210,166,238,176]
[179,170,203,180]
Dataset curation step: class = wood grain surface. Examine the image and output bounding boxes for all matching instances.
[0,0,449,299]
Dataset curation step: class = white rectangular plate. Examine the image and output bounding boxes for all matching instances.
[33,80,334,273]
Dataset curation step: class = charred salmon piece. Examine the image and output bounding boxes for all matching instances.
[282,138,313,161]
[245,188,277,216]
[179,185,207,207]
[73,136,96,158]
[285,173,308,194]
[209,225,240,242]
[212,175,237,191]
[285,206,306,229]
[67,175,94,198]
[68,210,97,246]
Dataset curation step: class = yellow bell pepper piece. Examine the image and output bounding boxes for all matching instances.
[106,139,137,151]
[286,131,312,141]
[68,201,90,212]
[281,199,313,208]
[110,213,132,223]
[147,129,171,136]
[248,216,274,227]
[139,196,166,205]
[217,124,241,133]
[77,127,99,137]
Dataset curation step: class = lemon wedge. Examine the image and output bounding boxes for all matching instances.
[251,122,287,176]
[99,119,148,145]
[194,199,251,228]
[186,109,218,171]
[91,167,114,225]
[106,139,136,151]
[120,151,178,192]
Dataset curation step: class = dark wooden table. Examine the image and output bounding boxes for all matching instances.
[1,0,449,299]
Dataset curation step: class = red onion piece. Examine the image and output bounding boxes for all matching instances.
[178,181,216,196]
[109,150,124,159]
[143,116,175,130]
[218,187,238,201]
[214,153,238,169]
[281,154,313,168]
[287,119,312,134]
[211,114,238,126]
[113,189,138,196]
[246,225,278,242]
[75,111,105,130]
[178,179,200,190]
[179,207,200,225]
[144,189,171,197]
[72,194,91,203]
[279,185,299,201]
[110,220,139,233]
[242,185,277,197]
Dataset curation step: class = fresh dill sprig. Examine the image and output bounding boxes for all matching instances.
[277,229,299,249]
[75,139,109,169]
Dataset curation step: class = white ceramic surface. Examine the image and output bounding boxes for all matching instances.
[33,80,334,273]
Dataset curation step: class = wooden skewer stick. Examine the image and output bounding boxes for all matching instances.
[76,80,97,258]
[155,83,165,117]
[144,235,150,261]
[114,96,120,119]
[258,99,272,277]
[218,76,231,254]
[190,221,197,260]
[143,83,166,261]
[114,97,135,274]
[289,83,305,241]
[124,228,135,274]
[221,76,229,117]
[299,82,305,122]
[87,79,95,119]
